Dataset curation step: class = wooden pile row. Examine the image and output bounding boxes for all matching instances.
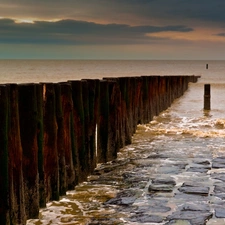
[0,75,199,224]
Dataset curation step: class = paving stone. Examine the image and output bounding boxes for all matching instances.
[192,159,211,165]
[130,214,164,223]
[215,206,225,218]
[158,166,183,174]
[148,184,174,192]
[178,182,210,196]
[132,203,171,213]
[167,210,213,225]
[152,177,176,186]
[175,193,209,201]
[165,220,191,225]
[212,157,225,168]
[180,202,210,213]
[214,184,225,193]
[187,167,209,173]
[212,193,225,200]
[211,173,225,182]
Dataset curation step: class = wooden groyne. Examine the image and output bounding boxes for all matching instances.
[0,75,199,224]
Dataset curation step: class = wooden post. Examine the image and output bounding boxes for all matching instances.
[8,84,26,225]
[60,82,76,189]
[43,83,59,202]
[206,64,208,69]
[70,81,86,182]
[54,83,67,196]
[0,85,10,225]
[18,84,39,219]
[36,84,46,208]
[97,80,109,163]
[204,84,211,110]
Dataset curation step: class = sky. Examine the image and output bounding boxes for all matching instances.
[0,0,225,59]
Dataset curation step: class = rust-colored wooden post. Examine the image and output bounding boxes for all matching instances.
[82,79,99,172]
[81,80,91,175]
[18,84,39,219]
[43,83,59,202]
[107,80,120,161]
[36,84,46,208]
[54,83,67,195]
[60,82,76,189]
[97,80,109,163]
[70,81,86,182]
[0,85,10,225]
[8,84,26,225]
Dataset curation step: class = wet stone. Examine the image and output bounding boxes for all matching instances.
[214,184,225,193]
[105,196,136,206]
[152,177,176,186]
[165,220,192,225]
[132,203,171,214]
[192,159,211,165]
[212,157,225,169]
[215,206,225,218]
[175,193,209,201]
[148,177,176,193]
[167,210,213,225]
[129,214,164,223]
[180,202,210,213]
[158,165,183,174]
[178,182,209,196]
[211,173,225,182]
[187,167,209,173]
[212,193,225,200]
[147,153,169,159]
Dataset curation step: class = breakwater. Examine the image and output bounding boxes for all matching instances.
[0,75,199,224]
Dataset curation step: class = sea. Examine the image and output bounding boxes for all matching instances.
[2,60,225,224]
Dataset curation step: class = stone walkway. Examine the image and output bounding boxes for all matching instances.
[88,135,225,225]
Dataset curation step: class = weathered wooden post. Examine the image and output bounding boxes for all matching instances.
[43,83,59,202]
[97,80,109,163]
[54,83,67,195]
[60,82,76,189]
[8,84,26,225]
[36,84,46,208]
[0,85,10,225]
[18,84,39,219]
[82,79,99,172]
[204,84,211,110]
[70,81,86,182]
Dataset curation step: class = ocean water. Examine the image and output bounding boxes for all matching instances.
[0,59,223,84]
[3,60,225,224]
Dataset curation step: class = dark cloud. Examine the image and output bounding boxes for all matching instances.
[0,0,225,26]
[216,33,225,37]
[0,18,193,45]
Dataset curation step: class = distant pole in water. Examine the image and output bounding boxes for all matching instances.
[206,64,208,69]
[204,84,210,110]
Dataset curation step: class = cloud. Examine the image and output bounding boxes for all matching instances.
[1,0,225,26]
[0,18,193,45]
[216,33,225,37]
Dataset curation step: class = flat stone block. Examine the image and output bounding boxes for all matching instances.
[178,182,209,196]
[215,206,225,218]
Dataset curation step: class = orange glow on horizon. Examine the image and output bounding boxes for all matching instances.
[147,28,225,43]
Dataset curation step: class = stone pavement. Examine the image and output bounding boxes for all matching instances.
[89,136,225,225]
